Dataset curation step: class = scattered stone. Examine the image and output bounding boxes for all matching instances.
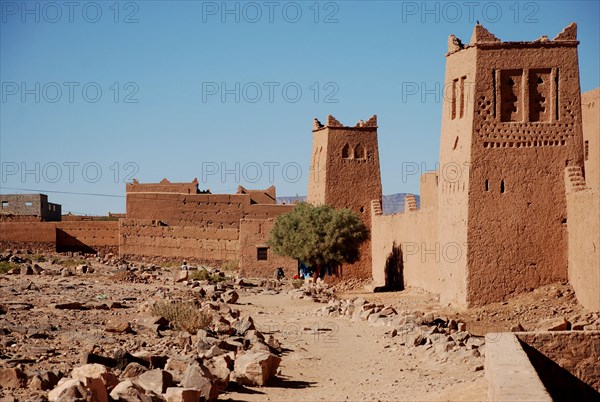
[548,318,571,331]
[48,379,91,402]
[122,362,148,379]
[572,321,589,331]
[75,264,88,274]
[105,320,133,334]
[232,352,281,386]
[180,363,215,400]
[109,379,148,401]
[165,387,204,402]
[232,316,255,335]
[52,302,88,310]
[0,367,27,389]
[221,290,239,304]
[81,352,118,368]
[174,270,189,283]
[133,368,175,395]
[450,331,470,343]
[31,264,43,275]
[204,355,232,394]
[71,364,118,402]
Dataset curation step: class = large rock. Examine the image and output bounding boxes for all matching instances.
[76,264,88,274]
[0,367,27,389]
[122,362,148,379]
[547,318,571,331]
[71,363,119,402]
[196,329,219,352]
[180,364,215,400]
[165,387,204,402]
[232,352,281,386]
[174,270,189,283]
[133,369,175,395]
[205,355,232,395]
[232,316,255,336]
[106,320,133,334]
[109,379,149,401]
[48,378,91,402]
[52,302,88,310]
[165,356,191,383]
[221,290,239,304]
[244,329,265,345]
[203,345,225,359]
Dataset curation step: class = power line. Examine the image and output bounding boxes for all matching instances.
[0,187,125,198]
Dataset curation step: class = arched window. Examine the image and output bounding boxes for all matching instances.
[342,143,351,159]
[354,143,365,159]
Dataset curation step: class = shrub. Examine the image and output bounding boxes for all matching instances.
[61,258,87,268]
[190,268,226,283]
[150,300,212,334]
[0,261,20,274]
[32,254,47,262]
[221,260,238,272]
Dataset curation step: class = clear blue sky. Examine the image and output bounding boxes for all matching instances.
[1,0,598,215]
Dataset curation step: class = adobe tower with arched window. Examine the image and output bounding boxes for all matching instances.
[307,114,383,279]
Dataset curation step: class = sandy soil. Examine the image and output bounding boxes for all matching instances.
[222,291,486,401]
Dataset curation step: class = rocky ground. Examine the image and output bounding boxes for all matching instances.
[0,250,598,401]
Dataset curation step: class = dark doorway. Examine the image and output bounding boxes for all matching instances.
[375,242,405,292]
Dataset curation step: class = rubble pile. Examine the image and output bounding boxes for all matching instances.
[315,298,486,360]
[288,282,335,303]
[0,255,283,401]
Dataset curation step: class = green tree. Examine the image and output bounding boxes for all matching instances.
[268,202,369,268]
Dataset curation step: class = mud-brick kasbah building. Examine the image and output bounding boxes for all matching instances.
[1,23,598,311]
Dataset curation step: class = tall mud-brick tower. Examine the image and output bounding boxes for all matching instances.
[438,23,585,306]
[307,115,383,280]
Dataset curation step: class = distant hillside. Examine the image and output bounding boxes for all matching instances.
[381,193,421,214]
[276,193,420,215]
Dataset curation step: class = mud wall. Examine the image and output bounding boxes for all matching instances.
[0,221,119,254]
[0,222,56,252]
[566,187,600,311]
[239,219,298,278]
[582,88,599,189]
[371,174,441,294]
[126,193,249,227]
[119,219,239,263]
[516,331,600,395]
[56,221,119,254]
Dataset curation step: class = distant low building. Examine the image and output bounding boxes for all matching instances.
[0,194,61,222]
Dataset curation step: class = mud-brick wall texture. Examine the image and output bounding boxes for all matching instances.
[516,331,600,393]
[371,173,440,293]
[307,115,383,280]
[0,221,120,254]
[566,187,600,311]
[239,219,298,278]
[119,219,240,263]
[56,221,119,254]
[126,193,248,228]
[0,222,56,252]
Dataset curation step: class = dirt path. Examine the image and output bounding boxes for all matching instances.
[222,292,486,401]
